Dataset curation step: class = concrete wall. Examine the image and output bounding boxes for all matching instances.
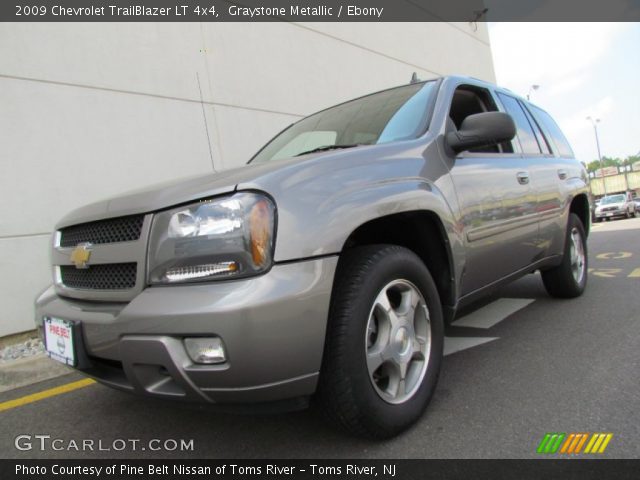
[590,172,640,196]
[0,22,495,337]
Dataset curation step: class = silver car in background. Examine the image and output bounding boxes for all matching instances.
[594,193,637,221]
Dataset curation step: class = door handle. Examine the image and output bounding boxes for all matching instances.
[516,171,530,185]
[557,169,568,180]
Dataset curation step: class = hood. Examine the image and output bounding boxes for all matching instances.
[56,140,426,230]
[56,159,300,228]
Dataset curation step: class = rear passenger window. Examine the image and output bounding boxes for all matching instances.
[528,105,575,158]
[497,93,541,154]
[521,102,552,155]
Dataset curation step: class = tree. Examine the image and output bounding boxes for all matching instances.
[586,160,601,172]
[624,155,640,167]
[601,156,622,167]
[586,155,640,173]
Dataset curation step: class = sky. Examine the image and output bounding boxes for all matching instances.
[487,23,640,164]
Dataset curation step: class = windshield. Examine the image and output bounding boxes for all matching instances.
[250,81,437,163]
[601,195,625,204]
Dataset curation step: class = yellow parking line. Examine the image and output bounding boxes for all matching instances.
[0,378,96,413]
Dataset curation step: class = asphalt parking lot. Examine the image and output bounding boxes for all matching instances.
[1,218,639,459]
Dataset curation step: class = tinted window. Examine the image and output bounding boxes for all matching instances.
[601,195,625,204]
[497,93,541,154]
[521,102,551,154]
[448,86,514,154]
[251,82,436,163]
[529,105,575,158]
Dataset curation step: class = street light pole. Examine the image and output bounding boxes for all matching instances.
[527,84,540,101]
[587,116,606,195]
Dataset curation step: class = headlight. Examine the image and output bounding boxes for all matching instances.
[148,192,276,284]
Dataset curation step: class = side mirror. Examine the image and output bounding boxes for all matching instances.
[446,112,516,154]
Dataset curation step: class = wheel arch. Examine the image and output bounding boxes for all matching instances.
[569,193,590,236]
[340,211,456,311]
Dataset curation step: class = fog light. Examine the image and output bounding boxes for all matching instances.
[184,337,226,364]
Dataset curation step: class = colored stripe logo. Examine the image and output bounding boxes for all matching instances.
[537,433,613,454]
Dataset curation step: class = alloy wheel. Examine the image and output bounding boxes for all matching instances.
[365,280,431,404]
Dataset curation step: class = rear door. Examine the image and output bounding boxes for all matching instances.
[525,103,578,257]
[495,92,560,261]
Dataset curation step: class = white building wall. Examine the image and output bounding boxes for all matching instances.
[0,22,495,337]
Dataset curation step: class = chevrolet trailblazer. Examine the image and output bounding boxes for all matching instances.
[36,76,590,438]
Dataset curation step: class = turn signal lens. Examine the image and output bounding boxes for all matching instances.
[250,199,271,267]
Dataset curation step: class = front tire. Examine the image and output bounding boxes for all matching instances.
[318,245,444,439]
[541,213,588,298]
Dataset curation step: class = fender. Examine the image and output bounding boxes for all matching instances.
[237,145,465,299]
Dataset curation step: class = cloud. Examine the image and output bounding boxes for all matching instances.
[560,96,614,140]
[488,23,638,162]
[488,23,627,97]
[547,75,585,96]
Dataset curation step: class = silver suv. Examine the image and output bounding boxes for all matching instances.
[36,76,590,438]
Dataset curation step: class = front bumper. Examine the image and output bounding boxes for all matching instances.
[595,209,626,219]
[35,257,338,406]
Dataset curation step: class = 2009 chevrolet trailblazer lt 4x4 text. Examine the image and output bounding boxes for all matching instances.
[36,76,590,438]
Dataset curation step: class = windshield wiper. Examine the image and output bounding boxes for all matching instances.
[294,144,361,157]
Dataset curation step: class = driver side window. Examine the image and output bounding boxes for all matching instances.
[448,86,515,154]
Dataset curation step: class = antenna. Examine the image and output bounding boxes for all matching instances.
[410,72,421,84]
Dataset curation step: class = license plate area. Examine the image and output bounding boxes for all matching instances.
[43,317,76,366]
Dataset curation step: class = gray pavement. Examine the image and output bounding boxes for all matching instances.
[1,218,639,459]
[0,354,67,393]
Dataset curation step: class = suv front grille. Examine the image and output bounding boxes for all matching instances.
[60,263,137,290]
[59,215,144,247]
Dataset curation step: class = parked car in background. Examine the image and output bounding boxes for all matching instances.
[594,193,637,221]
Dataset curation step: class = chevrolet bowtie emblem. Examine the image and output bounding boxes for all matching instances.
[70,243,92,269]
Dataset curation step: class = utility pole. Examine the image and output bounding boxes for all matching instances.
[587,116,606,196]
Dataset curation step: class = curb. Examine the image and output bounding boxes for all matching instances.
[0,354,69,393]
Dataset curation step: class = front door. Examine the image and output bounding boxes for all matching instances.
[446,85,540,296]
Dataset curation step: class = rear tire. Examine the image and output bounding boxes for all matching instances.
[541,213,588,298]
[318,245,444,439]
